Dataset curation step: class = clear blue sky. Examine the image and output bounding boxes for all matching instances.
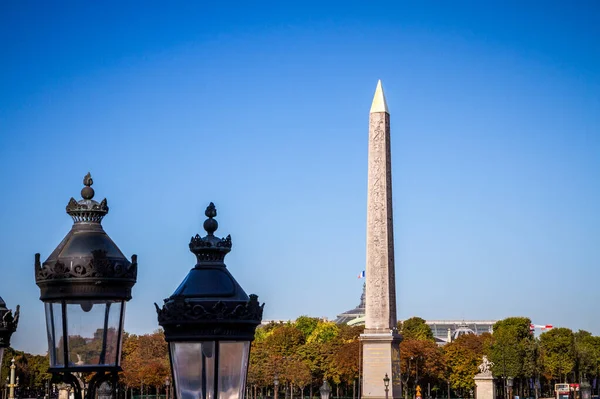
[1,1,599,354]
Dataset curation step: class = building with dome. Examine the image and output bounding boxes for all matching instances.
[334,284,367,325]
[427,320,495,345]
[335,285,495,345]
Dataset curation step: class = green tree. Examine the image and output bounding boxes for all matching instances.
[248,340,271,388]
[264,324,305,356]
[522,337,541,380]
[307,321,339,344]
[443,334,486,393]
[574,330,600,381]
[489,317,532,379]
[295,316,320,340]
[540,327,575,382]
[27,354,51,389]
[249,323,306,395]
[401,317,435,342]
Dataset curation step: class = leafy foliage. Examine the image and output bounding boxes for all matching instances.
[539,327,576,381]
[294,316,320,340]
[4,315,600,399]
[443,334,488,391]
[121,330,170,388]
[306,321,339,344]
[573,330,600,379]
[489,317,532,378]
[401,317,435,342]
[401,338,446,381]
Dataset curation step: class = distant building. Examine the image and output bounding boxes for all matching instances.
[426,320,495,345]
[260,319,289,326]
[335,285,496,344]
[335,284,366,325]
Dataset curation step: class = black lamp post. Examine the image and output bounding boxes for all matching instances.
[156,203,264,399]
[0,298,19,369]
[383,374,390,399]
[35,173,138,399]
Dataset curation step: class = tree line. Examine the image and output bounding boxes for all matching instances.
[245,316,600,399]
[1,317,599,399]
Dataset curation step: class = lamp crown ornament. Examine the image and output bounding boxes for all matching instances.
[0,298,19,347]
[65,172,109,223]
[189,202,232,265]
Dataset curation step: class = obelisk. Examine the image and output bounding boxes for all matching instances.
[360,80,402,399]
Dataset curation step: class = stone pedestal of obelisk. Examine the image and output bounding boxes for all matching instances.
[360,80,402,399]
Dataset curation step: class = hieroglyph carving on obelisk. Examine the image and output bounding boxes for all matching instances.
[360,80,402,399]
[365,80,397,333]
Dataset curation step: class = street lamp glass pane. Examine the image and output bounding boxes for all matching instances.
[171,342,216,399]
[65,300,123,366]
[0,348,4,370]
[115,303,126,364]
[44,302,65,367]
[218,341,250,399]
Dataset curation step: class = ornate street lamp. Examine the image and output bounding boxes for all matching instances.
[35,173,137,399]
[156,203,263,399]
[383,374,390,399]
[0,298,19,368]
[320,379,332,399]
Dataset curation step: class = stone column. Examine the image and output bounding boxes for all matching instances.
[7,359,15,399]
[360,80,402,399]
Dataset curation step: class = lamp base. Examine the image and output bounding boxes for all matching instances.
[50,370,118,399]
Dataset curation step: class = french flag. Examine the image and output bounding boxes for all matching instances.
[358,271,365,279]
